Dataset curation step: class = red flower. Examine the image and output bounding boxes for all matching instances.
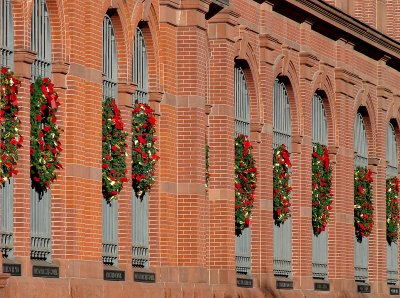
[147,116,156,126]
[1,67,7,74]
[36,114,43,121]
[120,177,128,182]
[102,164,109,169]
[43,126,51,132]
[111,145,117,152]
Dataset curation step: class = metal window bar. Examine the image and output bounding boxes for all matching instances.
[132,27,150,268]
[31,0,51,81]
[311,94,329,280]
[102,15,117,101]
[102,14,118,267]
[133,28,149,104]
[0,0,14,69]
[30,0,52,262]
[354,112,369,283]
[30,188,51,262]
[234,65,251,275]
[272,79,292,278]
[0,0,14,259]
[1,179,13,259]
[386,123,399,284]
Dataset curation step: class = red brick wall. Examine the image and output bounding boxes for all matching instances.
[3,0,400,297]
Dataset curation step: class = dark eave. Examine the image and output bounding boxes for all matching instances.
[268,0,400,70]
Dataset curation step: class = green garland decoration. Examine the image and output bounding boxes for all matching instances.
[30,77,62,192]
[386,177,400,244]
[273,144,292,224]
[312,143,333,236]
[132,103,159,199]
[235,134,257,235]
[0,67,23,184]
[354,166,374,241]
[102,97,128,202]
[205,143,210,188]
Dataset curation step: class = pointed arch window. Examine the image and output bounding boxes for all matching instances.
[311,94,329,280]
[234,64,251,275]
[132,27,150,268]
[30,0,52,263]
[102,14,118,267]
[272,78,292,277]
[386,122,398,285]
[354,112,369,283]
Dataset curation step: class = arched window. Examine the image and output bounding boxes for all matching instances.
[272,78,292,277]
[102,14,118,267]
[132,27,149,268]
[0,0,14,260]
[30,0,52,263]
[386,122,398,285]
[31,0,51,80]
[234,64,251,275]
[354,112,369,283]
[311,94,329,280]
[0,0,13,69]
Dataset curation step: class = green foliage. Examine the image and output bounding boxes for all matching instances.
[312,143,333,236]
[386,177,400,244]
[132,103,159,199]
[30,77,62,192]
[354,166,374,242]
[235,134,257,235]
[0,67,23,184]
[273,144,292,225]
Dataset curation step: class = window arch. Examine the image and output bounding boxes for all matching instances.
[234,64,251,275]
[30,0,52,263]
[0,0,13,69]
[272,78,292,278]
[31,0,51,80]
[354,111,369,283]
[132,27,149,269]
[102,14,118,267]
[311,93,329,280]
[102,15,117,101]
[386,122,398,285]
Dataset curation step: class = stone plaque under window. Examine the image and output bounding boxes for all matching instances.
[3,263,21,276]
[357,284,371,293]
[237,277,253,288]
[314,282,329,291]
[32,265,59,278]
[134,271,155,283]
[390,287,400,295]
[276,280,293,289]
[104,269,125,281]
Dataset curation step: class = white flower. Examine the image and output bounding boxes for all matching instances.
[110,181,116,186]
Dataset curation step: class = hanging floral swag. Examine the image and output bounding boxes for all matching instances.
[386,177,400,244]
[273,144,292,225]
[354,166,374,241]
[30,77,62,192]
[205,143,210,188]
[132,103,159,199]
[102,97,128,202]
[0,67,23,184]
[312,143,333,236]
[235,134,257,235]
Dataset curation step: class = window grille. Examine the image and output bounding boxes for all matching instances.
[31,0,51,81]
[353,112,368,283]
[234,65,251,275]
[311,94,328,280]
[102,14,118,267]
[0,0,13,69]
[0,0,14,259]
[30,0,52,262]
[132,27,150,268]
[272,78,292,278]
[386,122,398,285]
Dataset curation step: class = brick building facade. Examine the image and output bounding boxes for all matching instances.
[1,0,400,297]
